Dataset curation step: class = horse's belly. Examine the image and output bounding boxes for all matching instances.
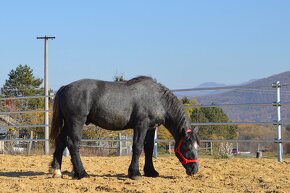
[91,109,131,130]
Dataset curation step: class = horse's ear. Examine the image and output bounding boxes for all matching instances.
[193,126,199,134]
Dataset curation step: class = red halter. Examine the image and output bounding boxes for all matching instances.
[174,129,198,164]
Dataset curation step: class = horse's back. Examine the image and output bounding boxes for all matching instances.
[57,77,166,130]
[58,79,134,129]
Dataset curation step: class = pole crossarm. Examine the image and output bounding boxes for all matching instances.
[37,36,55,40]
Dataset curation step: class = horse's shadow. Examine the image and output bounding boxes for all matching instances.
[0,171,177,180]
[90,173,176,180]
[90,173,128,180]
[0,171,46,178]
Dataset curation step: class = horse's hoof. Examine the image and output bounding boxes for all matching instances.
[73,170,89,180]
[128,169,141,180]
[144,170,159,178]
[48,167,54,174]
[130,175,142,180]
[52,169,62,178]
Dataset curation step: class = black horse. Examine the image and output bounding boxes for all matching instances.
[49,76,199,179]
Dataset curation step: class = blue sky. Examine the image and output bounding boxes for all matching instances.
[0,1,290,91]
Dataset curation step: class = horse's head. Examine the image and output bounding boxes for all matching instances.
[174,126,199,175]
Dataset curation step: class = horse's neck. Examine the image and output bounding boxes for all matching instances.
[160,90,185,142]
[164,115,183,142]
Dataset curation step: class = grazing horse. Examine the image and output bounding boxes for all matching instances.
[49,76,199,179]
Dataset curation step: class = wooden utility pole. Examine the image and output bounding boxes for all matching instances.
[37,35,55,155]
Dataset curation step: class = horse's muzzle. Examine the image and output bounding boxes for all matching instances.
[185,163,198,175]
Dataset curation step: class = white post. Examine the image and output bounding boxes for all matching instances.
[153,128,158,158]
[37,35,55,155]
[277,82,283,162]
[126,135,129,155]
[119,133,122,156]
[63,147,70,157]
[0,141,4,153]
[28,130,33,154]
[44,37,49,155]
[273,81,283,162]
[168,141,172,154]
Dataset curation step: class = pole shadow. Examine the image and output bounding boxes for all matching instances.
[0,171,46,178]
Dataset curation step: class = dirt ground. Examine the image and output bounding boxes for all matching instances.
[0,155,290,193]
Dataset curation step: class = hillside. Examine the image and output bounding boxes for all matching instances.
[195,71,290,123]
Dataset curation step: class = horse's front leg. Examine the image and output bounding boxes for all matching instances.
[144,128,159,177]
[128,126,148,180]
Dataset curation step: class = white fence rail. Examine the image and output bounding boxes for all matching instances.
[1,82,290,160]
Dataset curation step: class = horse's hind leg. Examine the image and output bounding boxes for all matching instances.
[66,120,88,179]
[143,128,159,177]
[50,128,67,178]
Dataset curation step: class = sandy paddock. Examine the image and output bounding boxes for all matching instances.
[0,155,290,193]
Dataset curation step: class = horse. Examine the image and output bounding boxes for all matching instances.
[49,76,199,179]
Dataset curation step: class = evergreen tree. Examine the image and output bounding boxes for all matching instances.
[1,64,44,109]
[1,65,45,138]
[2,64,43,97]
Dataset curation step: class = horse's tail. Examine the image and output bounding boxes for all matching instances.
[50,86,65,142]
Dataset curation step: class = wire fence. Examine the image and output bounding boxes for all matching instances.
[1,83,290,159]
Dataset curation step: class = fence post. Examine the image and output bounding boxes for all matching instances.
[28,130,33,154]
[0,140,4,153]
[119,133,122,156]
[153,128,158,158]
[63,147,70,157]
[168,141,172,154]
[272,81,283,162]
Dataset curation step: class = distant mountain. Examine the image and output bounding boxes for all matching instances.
[174,79,258,98]
[197,82,227,88]
[196,71,290,123]
[174,82,228,98]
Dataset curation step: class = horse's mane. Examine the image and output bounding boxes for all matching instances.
[158,84,188,133]
[125,76,188,134]
[125,76,153,86]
